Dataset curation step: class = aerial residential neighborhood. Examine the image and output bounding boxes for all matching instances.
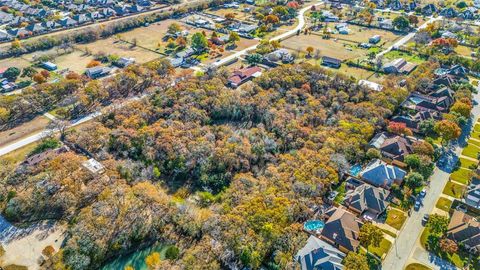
[0,0,479,269]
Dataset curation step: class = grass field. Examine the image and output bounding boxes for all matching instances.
[368,238,392,259]
[0,116,50,147]
[461,143,480,159]
[459,157,478,169]
[435,197,453,212]
[405,263,431,270]
[331,24,403,48]
[442,181,466,198]
[450,167,472,185]
[282,34,367,61]
[385,208,406,230]
[383,50,426,64]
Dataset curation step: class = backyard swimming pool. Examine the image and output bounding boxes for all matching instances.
[303,220,324,231]
[349,164,362,176]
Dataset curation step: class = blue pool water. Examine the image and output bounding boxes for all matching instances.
[304,220,325,231]
[349,164,362,176]
[101,244,168,270]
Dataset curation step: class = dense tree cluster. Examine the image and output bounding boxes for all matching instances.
[1,63,410,269]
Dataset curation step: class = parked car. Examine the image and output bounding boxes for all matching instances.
[422,214,429,226]
[414,200,421,211]
[420,189,426,197]
[456,204,467,213]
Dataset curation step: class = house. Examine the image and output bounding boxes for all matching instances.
[422,4,437,15]
[0,30,11,41]
[465,178,480,209]
[323,11,339,22]
[447,65,469,79]
[358,80,383,91]
[321,56,341,69]
[41,61,57,71]
[73,14,91,24]
[7,28,30,38]
[432,74,457,88]
[41,21,60,30]
[344,183,390,220]
[383,58,417,74]
[379,19,393,29]
[82,158,105,174]
[22,146,69,166]
[401,92,453,113]
[404,1,417,11]
[389,0,402,10]
[441,31,457,40]
[176,47,195,58]
[263,49,294,66]
[115,57,135,68]
[320,207,362,253]
[228,66,262,88]
[359,159,406,189]
[459,8,476,20]
[447,210,480,253]
[25,23,45,34]
[224,1,239,8]
[0,80,16,92]
[169,57,183,68]
[439,7,457,18]
[295,235,345,270]
[85,66,112,79]
[369,132,413,161]
[58,17,78,28]
[390,111,441,134]
[369,35,381,44]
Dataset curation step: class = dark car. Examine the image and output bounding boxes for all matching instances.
[422,214,429,226]
[414,200,421,211]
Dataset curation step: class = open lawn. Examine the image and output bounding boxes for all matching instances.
[337,65,379,81]
[450,167,472,185]
[333,182,346,204]
[461,144,480,160]
[0,116,50,148]
[206,7,252,20]
[282,34,367,61]
[383,50,426,64]
[0,142,38,164]
[459,157,478,169]
[435,197,453,212]
[467,138,480,147]
[405,263,431,270]
[52,50,96,74]
[0,56,32,70]
[455,45,475,58]
[442,181,466,198]
[385,208,406,230]
[331,24,403,48]
[367,238,392,259]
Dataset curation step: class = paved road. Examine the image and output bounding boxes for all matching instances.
[377,16,442,57]
[383,88,480,270]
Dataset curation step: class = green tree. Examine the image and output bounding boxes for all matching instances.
[434,120,461,146]
[366,148,381,160]
[405,172,424,189]
[426,214,449,235]
[393,16,410,31]
[228,31,240,45]
[245,53,263,66]
[358,222,383,254]
[343,252,369,270]
[165,245,180,260]
[404,154,421,169]
[4,67,20,81]
[167,23,182,35]
[191,32,208,52]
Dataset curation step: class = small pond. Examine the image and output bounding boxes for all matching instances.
[101,243,168,270]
